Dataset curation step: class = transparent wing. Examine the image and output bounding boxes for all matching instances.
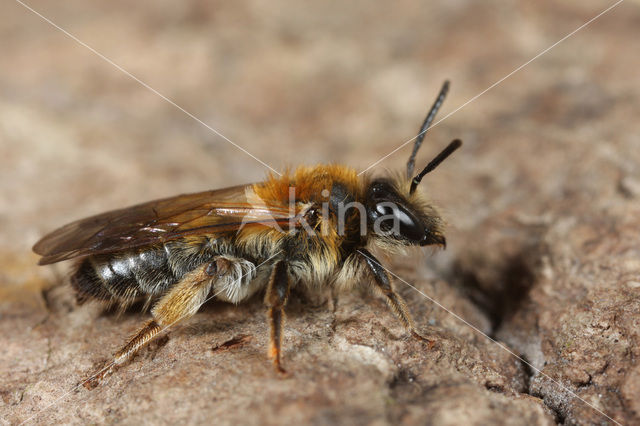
[33,184,297,265]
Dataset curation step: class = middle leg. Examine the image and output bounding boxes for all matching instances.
[264,260,290,373]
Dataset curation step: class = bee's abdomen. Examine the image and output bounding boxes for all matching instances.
[71,242,214,305]
[71,259,115,303]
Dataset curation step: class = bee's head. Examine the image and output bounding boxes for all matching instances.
[364,138,462,249]
[365,178,446,248]
[362,81,462,249]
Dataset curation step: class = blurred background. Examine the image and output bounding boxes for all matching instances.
[1,0,639,424]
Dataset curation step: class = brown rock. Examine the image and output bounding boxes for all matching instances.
[1,1,638,425]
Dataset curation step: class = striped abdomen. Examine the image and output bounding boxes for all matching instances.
[71,238,220,305]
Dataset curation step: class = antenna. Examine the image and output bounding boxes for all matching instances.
[406,80,450,179]
[409,139,462,194]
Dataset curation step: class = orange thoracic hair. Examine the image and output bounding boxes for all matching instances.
[243,165,368,282]
[252,164,365,206]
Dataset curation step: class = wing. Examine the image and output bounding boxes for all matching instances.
[33,184,298,265]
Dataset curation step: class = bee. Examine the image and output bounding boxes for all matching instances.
[33,81,461,388]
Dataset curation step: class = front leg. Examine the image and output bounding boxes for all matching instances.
[358,249,434,347]
[264,260,290,373]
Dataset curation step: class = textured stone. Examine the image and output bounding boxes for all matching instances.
[1,1,639,425]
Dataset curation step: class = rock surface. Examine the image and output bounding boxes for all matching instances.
[1,1,639,425]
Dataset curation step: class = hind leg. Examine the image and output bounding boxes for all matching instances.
[83,261,218,389]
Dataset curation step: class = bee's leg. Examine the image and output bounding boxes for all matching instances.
[358,249,434,347]
[83,262,217,389]
[264,260,290,374]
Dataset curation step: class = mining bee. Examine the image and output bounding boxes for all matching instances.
[33,81,461,388]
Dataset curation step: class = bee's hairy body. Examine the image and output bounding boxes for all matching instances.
[72,165,376,308]
[33,81,460,386]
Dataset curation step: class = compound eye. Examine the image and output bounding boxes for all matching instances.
[375,203,424,241]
